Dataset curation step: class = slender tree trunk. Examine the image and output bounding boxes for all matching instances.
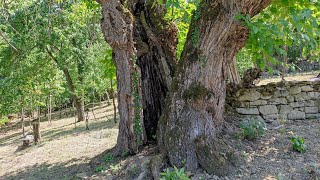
[21,105,25,137]
[99,0,136,155]
[30,95,33,120]
[38,97,41,123]
[64,103,67,117]
[158,0,272,172]
[106,90,111,105]
[47,47,85,122]
[111,80,117,123]
[85,111,89,130]
[33,122,41,144]
[49,94,52,124]
[62,68,85,122]
[282,45,288,81]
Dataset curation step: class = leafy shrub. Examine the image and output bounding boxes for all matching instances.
[240,119,267,140]
[95,165,105,172]
[102,153,114,162]
[160,166,190,180]
[0,117,9,127]
[290,136,306,153]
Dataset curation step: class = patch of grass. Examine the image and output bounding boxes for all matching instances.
[290,136,306,153]
[240,118,267,140]
[276,173,285,180]
[129,164,138,176]
[0,117,9,127]
[102,153,115,163]
[160,166,190,180]
[98,152,122,175]
[95,165,105,173]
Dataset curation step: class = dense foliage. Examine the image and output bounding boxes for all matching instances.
[0,0,116,117]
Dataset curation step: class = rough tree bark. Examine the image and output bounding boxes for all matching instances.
[130,1,177,142]
[158,0,272,172]
[98,0,177,153]
[227,57,241,84]
[98,0,136,155]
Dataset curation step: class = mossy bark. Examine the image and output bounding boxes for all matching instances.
[158,0,272,172]
[129,1,177,142]
[98,0,177,154]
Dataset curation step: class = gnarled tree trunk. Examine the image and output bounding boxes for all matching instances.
[99,0,177,151]
[98,0,136,155]
[131,1,177,141]
[158,0,271,172]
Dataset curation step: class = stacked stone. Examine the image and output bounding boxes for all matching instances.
[229,81,320,122]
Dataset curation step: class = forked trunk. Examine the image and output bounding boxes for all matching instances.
[158,0,271,172]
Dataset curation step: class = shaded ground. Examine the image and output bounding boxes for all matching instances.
[0,101,118,180]
[232,119,320,180]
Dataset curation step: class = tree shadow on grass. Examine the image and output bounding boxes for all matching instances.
[0,101,115,135]
[0,131,22,147]
[2,147,122,180]
[0,113,118,150]
[1,158,93,180]
[40,115,119,142]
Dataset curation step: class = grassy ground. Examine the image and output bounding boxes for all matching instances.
[0,101,118,180]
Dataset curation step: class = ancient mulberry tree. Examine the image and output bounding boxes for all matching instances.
[98,0,320,173]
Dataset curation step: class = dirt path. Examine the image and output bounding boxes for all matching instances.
[0,102,118,180]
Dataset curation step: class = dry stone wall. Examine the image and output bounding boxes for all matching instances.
[227,81,320,122]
